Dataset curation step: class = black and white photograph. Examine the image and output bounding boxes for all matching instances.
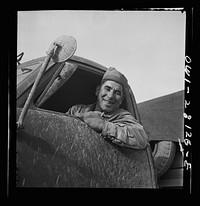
[13,9,192,193]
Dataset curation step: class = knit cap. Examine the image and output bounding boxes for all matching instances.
[101,67,128,90]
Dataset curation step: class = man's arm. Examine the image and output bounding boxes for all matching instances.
[101,121,149,149]
[76,111,149,150]
[66,105,82,115]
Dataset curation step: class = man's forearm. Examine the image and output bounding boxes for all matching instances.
[101,121,149,149]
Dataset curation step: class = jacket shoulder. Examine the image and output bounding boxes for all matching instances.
[117,109,139,123]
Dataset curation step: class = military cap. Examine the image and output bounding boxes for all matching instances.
[101,67,128,90]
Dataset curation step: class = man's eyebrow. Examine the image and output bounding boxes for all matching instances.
[104,85,111,89]
[104,85,122,93]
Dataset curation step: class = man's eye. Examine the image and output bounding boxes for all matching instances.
[104,87,111,91]
[116,91,121,96]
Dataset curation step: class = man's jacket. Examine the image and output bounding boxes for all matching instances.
[67,103,149,149]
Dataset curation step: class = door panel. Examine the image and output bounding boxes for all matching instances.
[16,108,157,188]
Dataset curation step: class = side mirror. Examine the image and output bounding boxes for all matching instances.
[17,35,77,131]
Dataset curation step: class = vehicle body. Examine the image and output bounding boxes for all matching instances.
[16,54,183,188]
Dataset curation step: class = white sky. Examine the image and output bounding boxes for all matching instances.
[17,10,186,103]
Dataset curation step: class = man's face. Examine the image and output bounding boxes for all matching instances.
[96,80,124,114]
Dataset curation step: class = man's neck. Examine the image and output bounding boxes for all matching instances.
[94,103,102,113]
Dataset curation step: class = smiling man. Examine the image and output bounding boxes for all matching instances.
[66,67,149,149]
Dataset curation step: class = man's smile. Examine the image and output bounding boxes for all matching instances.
[103,99,114,106]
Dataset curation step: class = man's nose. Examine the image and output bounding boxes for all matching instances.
[107,90,114,99]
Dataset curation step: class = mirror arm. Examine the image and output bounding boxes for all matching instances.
[16,35,77,132]
[17,44,58,131]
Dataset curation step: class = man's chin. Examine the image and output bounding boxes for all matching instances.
[99,102,117,114]
[102,107,115,114]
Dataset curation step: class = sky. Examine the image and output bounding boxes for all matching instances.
[17,10,186,103]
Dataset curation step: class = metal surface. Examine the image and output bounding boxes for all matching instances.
[49,35,77,63]
[138,90,184,142]
[16,108,157,188]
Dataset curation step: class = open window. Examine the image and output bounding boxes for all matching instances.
[37,62,103,113]
[36,62,130,115]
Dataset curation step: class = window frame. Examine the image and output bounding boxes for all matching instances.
[17,55,141,123]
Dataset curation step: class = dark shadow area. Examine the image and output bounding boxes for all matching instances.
[39,67,128,113]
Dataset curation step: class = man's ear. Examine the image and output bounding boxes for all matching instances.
[95,85,100,96]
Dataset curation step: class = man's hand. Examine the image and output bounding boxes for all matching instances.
[75,111,106,132]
